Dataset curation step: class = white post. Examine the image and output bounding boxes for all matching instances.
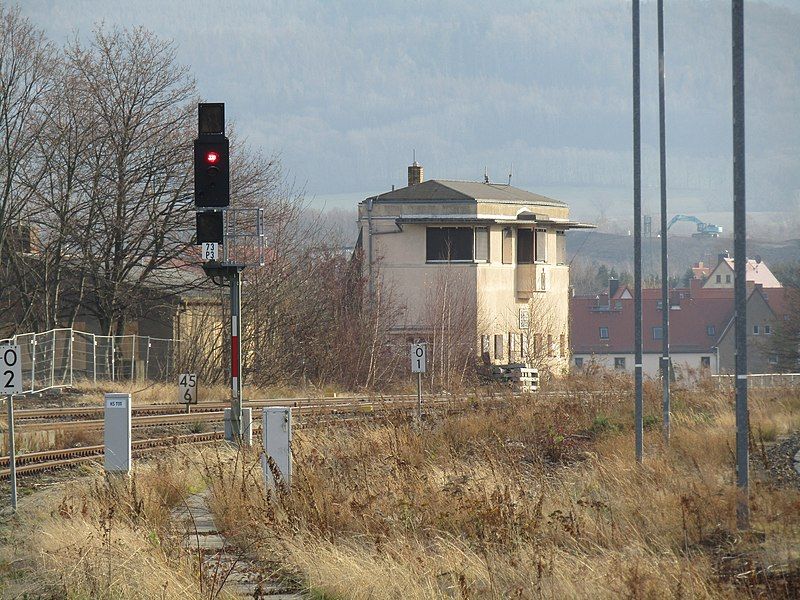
[145,338,151,381]
[111,338,116,381]
[104,393,131,473]
[261,407,292,491]
[92,335,97,384]
[131,333,137,381]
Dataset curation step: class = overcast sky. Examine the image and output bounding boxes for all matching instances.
[17,0,800,221]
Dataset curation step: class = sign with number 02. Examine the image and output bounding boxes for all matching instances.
[411,343,426,373]
[178,373,198,404]
[0,345,22,395]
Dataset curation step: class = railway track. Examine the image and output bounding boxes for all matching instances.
[1,394,510,479]
[0,432,225,478]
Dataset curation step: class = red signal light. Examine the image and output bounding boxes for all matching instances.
[206,151,220,164]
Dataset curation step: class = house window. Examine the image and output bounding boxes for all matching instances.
[652,327,663,340]
[769,354,778,365]
[764,325,771,335]
[474,227,489,262]
[574,357,584,368]
[656,300,663,310]
[517,228,533,263]
[556,231,566,264]
[599,327,609,340]
[494,334,504,361]
[426,227,474,262]
[614,357,626,370]
[534,333,542,356]
[502,228,512,264]
[715,274,721,283]
[753,325,760,335]
[521,334,529,357]
[559,334,566,357]
[547,334,554,357]
[481,335,490,359]
[725,274,731,283]
[701,356,711,369]
[614,300,622,310]
[509,332,517,359]
[535,229,547,262]
[706,325,716,336]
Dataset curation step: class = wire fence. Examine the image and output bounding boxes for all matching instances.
[0,328,182,394]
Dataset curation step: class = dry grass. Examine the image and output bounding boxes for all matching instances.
[0,449,214,599]
[206,379,800,599]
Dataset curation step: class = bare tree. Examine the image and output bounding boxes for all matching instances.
[64,26,197,337]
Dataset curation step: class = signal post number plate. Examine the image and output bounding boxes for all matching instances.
[411,343,427,373]
[0,345,22,395]
[179,373,198,404]
[202,242,219,261]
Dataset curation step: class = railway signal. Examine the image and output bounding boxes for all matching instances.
[194,103,230,209]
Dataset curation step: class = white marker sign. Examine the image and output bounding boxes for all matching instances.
[0,345,22,395]
[178,373,198,404]
[202,242,219,261]
[411,343,426,373]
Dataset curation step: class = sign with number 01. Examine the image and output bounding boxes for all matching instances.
[178,373,198,404]
[411,343,426,373]
[0,345,22,395]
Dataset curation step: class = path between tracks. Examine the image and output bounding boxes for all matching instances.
[172,491,303,599]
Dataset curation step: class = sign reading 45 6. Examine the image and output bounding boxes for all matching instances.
[178,373,198,404]
[0,345,22,395]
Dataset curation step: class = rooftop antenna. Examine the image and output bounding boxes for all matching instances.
[484,166,489,184]
[508,163,513,185]
[412,149,417,165]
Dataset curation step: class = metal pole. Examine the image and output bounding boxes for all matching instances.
[417,371,422,420]
[6,395,17,511]
[50,330,56,389]
[732,0,749,529]
[92,335,97,384]
[230,269,243,440]
[30,336,36,393]
[68,331,73,386]
[145,339,151,381]
[131,333,137,381]
[658,0,671,442]
[632,0,643,463]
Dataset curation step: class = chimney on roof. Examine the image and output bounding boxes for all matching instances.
[718,250,730,264]
[408,160,423,187]
[609,278,619,301]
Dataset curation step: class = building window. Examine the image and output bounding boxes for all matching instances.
[494,334,504,361]
[764,325,771,335]
[715,274,721,283]
[535,229,547,262]
[656,300,663,310]
[725,274,731,283]
[521,333,529,357]
[574,357,584,368]
[481,335,490,359]
[426,227,474,262]
[502,228,512,264]
[753,325,760,335]
[474,227,489,262]
[614,357,626,370]
[707,325,716,336]
[769,354,778,365]
[559,334,566,357]
[556,231,566,264]
[508,332,516,359]
[614,300,622,310]
[547,334,554,357]
[599,326,609,340]
[652,327,663,340]
[517,228,533,263]
[534,333,542,357]
[701,356,711,369]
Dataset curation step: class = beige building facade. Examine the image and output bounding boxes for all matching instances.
[358,164,593,373]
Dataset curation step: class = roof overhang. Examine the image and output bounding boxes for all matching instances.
[394,214,596,229]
